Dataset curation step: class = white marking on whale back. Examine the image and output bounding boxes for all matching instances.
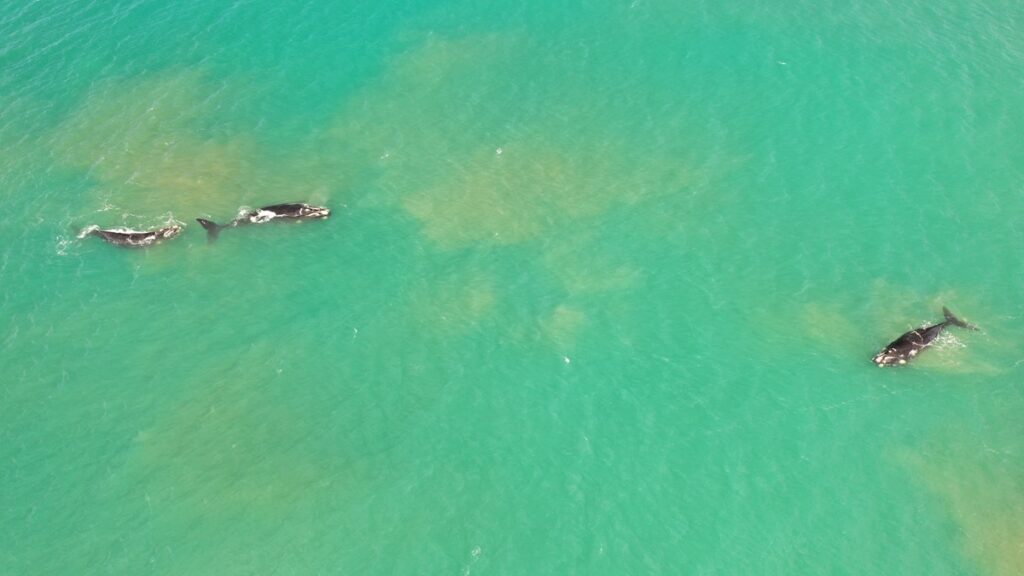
[251,210,278,223]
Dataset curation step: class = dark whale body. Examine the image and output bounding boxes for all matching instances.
[80,225,182,248]
[872,307,976,367]
[196,203,330,242]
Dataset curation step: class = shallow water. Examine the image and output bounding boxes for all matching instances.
[3,1,1024,574]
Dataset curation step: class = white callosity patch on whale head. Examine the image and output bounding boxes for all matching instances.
[161,225,183,239]
[304,206,330,218]
[873,351,905,366]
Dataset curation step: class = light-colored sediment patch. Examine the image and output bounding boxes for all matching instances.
[407,270,497,336]
[395,128,695,249]
[541,231,643,298]
[52,69,254,217]
[799,302,851,346]
[898,442,1024,576]
[328,31,696,250]
[919,333,1001,375]
[743,300,863,362]
[864,281,965,332]
[134,352,333,516]
[400,138,667,249]
[329,32,520,163]
[52,68,336,221]
[323,29,716,356]
[540,304,588,351]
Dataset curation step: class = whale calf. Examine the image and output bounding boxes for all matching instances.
[872,307,977,367]
[79,224,182,248]
[197,203,330,241]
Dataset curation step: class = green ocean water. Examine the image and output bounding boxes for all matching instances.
[2,0,1024,573]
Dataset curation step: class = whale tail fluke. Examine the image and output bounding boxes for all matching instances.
[943,307,977,330]
[196,218,222,243]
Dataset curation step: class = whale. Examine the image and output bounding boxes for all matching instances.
[79,224,182,248]
[196,203,330,242]
[872,307,977,367]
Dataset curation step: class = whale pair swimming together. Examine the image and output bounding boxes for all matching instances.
[872,307,977,367]
[81,203,330,247]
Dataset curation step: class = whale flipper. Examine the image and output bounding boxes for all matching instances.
[196,218,222,243]
[942,307,977,331]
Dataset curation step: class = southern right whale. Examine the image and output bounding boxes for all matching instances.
[196,203,330,242]
[79,224,182,248]
[872,307,977,367]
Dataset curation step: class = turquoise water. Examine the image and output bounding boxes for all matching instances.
[3,1,1024,573]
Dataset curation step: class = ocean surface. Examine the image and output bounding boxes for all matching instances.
[2,1,1023,574]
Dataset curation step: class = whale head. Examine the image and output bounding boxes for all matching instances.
[161,225,183,239]
[298,205,331,219]
[872,351,905,367]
